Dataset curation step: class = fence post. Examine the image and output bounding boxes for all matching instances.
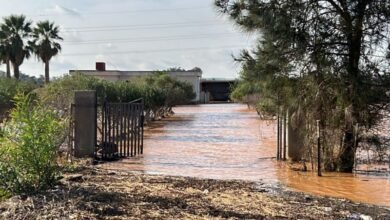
[317,120,322,176]
[67,104,75,161]
[353,123,359,171]
[283,112,287,161]
[279,114,283,160]
[73,90,97,158]
[141,99,145,154]
[277,114,280,160]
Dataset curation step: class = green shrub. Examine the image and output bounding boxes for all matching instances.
[0,189,11,200]
[0,78,38,104]
[0,93,65,194]
[35,73,104,111]
[37,73,195,120]
[0,77,37,118]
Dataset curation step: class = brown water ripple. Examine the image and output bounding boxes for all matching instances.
[100,104,390,206]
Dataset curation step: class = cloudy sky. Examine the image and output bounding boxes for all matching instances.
[0,0,258,79]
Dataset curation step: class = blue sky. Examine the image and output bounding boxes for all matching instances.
[0,0,257,79]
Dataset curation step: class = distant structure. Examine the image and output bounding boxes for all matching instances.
[71,62,237,104]
[200,78,236,103]
[70,62,202,102]
[0,71,5,77]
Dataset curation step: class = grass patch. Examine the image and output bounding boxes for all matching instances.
[0,189,11,200]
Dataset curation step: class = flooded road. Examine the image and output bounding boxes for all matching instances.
[101,104,390,206]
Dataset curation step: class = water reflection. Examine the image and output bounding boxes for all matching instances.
[100,104,389,206]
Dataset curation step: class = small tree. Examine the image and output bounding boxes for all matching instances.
[0,93,65,194]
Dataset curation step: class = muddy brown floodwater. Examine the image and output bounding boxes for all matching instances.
[100,104,390,207]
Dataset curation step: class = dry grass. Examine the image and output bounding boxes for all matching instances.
[0,167,389,220]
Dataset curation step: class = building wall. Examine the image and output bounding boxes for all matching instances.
[201,81,234,102]
[70,70,202,102]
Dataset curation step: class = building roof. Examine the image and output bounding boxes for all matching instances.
[69,70,202,77]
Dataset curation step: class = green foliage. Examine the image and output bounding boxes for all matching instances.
[36,73,104,111]
[217,0,390,171]
[29,20,63,83]
[230,81,257,102]
[0,15,32,79]
[0,189,11,200]
[0,93,65,194]
[30,21,62,62]
[143,72,195,108]
[0,14,62,81]
[37,73,195,120]
[165,67,202,72]
[0,77,37,116]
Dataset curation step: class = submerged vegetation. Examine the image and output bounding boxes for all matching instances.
[37,72,195,121]
[216,0,390,172]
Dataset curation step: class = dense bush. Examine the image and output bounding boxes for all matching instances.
[0,94,65,194]
[35,73,104,112]
[37,72,195,121]
[137,72,195,120]
[0,78,24,106]
[0,77,37,117]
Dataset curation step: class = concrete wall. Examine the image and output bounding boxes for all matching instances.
[70,70,202,102]
[73,90,97,158]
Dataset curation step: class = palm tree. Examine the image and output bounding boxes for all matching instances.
[0,44,11,78]
[0,15,32,79]
[0,24,12,78]
[30,21,63,83]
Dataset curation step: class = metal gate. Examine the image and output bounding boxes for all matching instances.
[96,98,144,160]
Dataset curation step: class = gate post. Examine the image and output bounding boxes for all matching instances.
[73,90,97,158]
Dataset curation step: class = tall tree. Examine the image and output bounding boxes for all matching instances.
[30,21,63,83]
[0,41,11,78]
[0,25,13,78]
[216,0,390,172]
[0,15,32,80]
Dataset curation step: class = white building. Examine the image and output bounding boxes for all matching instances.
[69,63,202,102]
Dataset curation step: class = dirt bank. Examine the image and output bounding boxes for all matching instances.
[0,167,388,220]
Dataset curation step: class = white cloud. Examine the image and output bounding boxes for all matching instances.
[98,43,115,50]
[45,5,81,17]
[95,54,106,61]
[61,30,82,42]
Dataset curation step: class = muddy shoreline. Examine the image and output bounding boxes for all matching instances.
[0,167,388,220]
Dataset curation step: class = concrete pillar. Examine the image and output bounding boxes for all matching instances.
[288,114,305,161]
[200,91,205,104]
[73,90,97,158]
